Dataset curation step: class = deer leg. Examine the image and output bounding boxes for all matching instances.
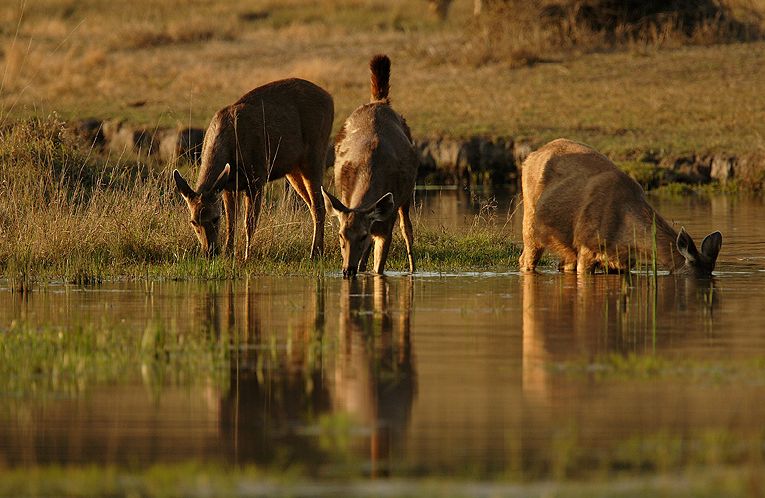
[286,172,324,260]
[577,248,597,275]
[358,244,372,273]
[520,242,544,272]
[519,215,544,271]
[302,173,326,260]
[243,187,262,262]
[398,202,415,273]
[560,261,577,272]
[285,174,310,211]
[373,224,395,275]
[222,190,237,256]
[558,255,577,273]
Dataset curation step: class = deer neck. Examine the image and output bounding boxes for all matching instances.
[646,210,684,271]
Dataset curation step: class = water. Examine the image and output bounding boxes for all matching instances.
[1,192,765,479]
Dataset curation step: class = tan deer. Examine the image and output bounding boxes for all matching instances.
[173,79,334,260]
[519,139,723,276]
[322,55,418,278]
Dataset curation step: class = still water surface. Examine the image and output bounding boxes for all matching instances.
[1,191,765,478]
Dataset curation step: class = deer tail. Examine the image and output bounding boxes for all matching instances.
[369,54,391,102]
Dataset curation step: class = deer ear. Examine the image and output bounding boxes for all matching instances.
[173,169,196,199]
[321,186,349,218]
[700,231,722,263]
[676,227,699,262]
[210,163,230,194]
[367,192,395,222]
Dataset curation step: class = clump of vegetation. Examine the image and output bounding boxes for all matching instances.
[0,117,186,279]
[470,0,764,65]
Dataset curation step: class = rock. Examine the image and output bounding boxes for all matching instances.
[416,136,518,185]
[62,119,765,190]
[158,127,204,164]
[513,141,533,168]
[659,155,712,184]
[728,155,765,185]
[102,119,158,156]
[69,118,105,147]
[711,155,735,183]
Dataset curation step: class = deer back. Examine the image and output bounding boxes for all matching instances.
[334,103,417,211]
[523,139,676,262]
[197,78,334,191]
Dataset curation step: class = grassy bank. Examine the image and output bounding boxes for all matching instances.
[0,463,764,498]
[0,118,519,282]
[1,1,765,160]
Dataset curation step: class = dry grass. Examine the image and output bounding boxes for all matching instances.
[1,0,764,160]
[1,0,764,280]
[467,0,765,67]
[0,117,518,280]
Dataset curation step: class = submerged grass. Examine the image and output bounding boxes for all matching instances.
[0,117,520,281]
[0,317,229,398]
[552,352,765,384]
[0,463,764,497]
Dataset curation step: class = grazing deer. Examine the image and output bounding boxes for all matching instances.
[519,139,723,276]
[173,79,334,260]
[322,55,418,278]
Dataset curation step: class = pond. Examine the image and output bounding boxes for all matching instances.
[1,191,764,480]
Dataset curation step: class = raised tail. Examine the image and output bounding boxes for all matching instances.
[369,54,391,102]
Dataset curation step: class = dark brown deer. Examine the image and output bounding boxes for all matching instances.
[322,55,418,278]
[173,79,334,260]
[519,139,722,276]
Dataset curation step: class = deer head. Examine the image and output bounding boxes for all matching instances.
[675,228,723,277]
[173,164,230,257]
[322,187,395,278]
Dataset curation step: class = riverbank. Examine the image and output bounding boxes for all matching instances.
[2,1,765,176]
[0,118,522,285]
[67,117,765,188]
[6,116,764,284]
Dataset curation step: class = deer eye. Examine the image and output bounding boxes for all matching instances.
[190,219,199,227]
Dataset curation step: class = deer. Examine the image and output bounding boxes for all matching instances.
[519,139,723,277]
[321,55,418,278]
[173,78,334,260]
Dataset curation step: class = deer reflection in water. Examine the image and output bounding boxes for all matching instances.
[334,275,416,477]
[522,273,719,405]
[213,276,416,474]
[520,272,720,471]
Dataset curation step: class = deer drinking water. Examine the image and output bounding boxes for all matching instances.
[322,55,418,278]
[519,139,723,276]
[173,79,334,260]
